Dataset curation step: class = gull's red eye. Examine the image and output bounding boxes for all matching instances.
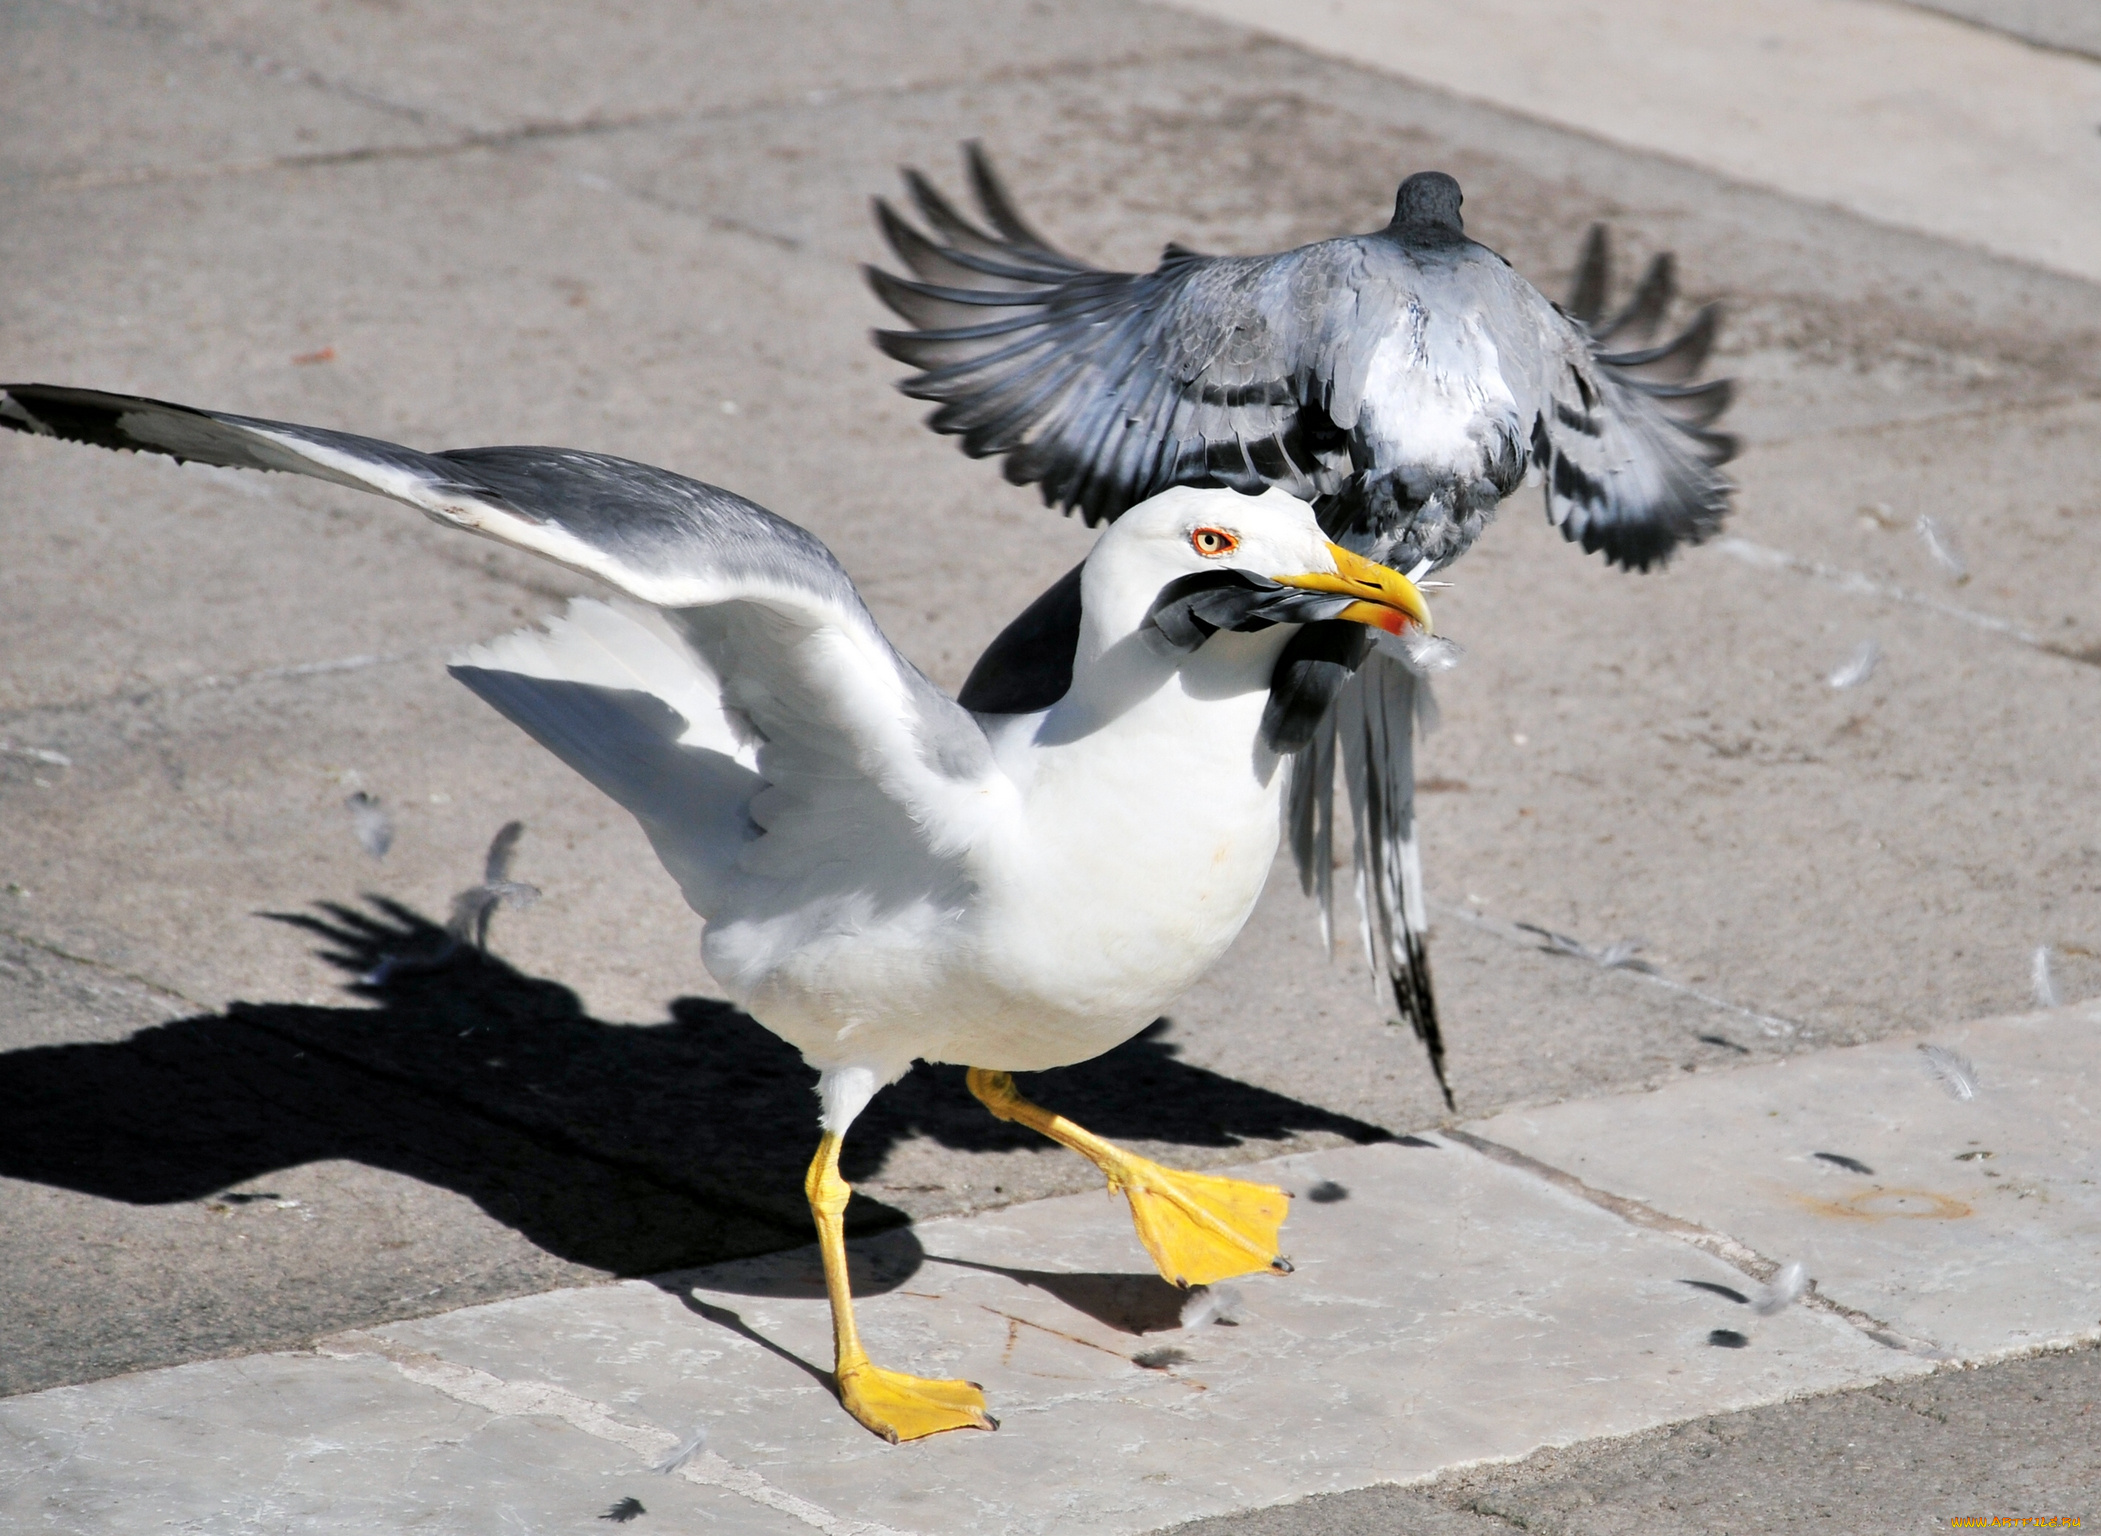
[1190,525,1239,558]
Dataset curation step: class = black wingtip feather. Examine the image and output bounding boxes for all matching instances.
[1567,223,1610,324]
[963,140,1056,254]
[1595,251,1676,347]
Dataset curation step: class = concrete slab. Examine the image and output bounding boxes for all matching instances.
[361,1139,1914,1536]
[1478,1003,2101,1361]
[22,997,2097,1532]
[94,0,1208,140]
[1171,1342,2101,1535]
[1160,0,2101,284]
[0,0,447,189]
[0,1346,809,1535]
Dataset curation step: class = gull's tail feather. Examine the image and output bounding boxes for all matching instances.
[1333,650,1451,1110]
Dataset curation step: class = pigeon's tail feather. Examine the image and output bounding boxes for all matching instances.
[1336,651,1451,1109]
[1285,707,1340,954]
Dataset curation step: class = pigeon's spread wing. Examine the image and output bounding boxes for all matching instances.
[875,150,1736,572]
[0,385,1005,913]
[870,144,1380,527]
[1523,228,1736,571]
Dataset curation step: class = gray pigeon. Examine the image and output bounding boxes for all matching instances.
[869,145,1737,1108]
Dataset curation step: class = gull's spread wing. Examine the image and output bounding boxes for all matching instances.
[1,384,1004,920]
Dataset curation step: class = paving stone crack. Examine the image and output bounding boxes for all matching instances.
[0,924,203,1010]
[1437,902,1808,1040]
[0,648,427,730]
[314,1330,918,1536]
[1713,536,2062,655]
[1435,1127,1954,1360]
[17,35,1254,211]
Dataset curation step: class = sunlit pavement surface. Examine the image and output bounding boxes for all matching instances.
[4,0,2101,1529]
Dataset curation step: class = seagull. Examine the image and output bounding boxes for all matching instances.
[868,146,1737,1106]
[1,383,1429,1442]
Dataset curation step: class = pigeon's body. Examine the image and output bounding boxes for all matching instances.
[871,152,1738,1103]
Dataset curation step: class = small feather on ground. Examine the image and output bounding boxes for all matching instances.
[1920,1043,1979,1102]
[344,791,392,858]
[2033,946,2061,1008]
[0,742,71,767]
[600,1496,645,1522]
[1179,1283,1246,1330]
[652,1426,707,1474]
[1814,1152,1874,1175]
[447,820,541,950]
[1915,514,1968,581]
[1827,638,1881,689]
[362,820,540,983]
[1751,1261,1809,1317]
[1515,923,1655,973]
[1133,1345,1191,1370]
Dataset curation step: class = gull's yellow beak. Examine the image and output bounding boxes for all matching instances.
[1272,543,1433,636]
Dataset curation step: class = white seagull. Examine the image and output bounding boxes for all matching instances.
[1,384,1429,1443]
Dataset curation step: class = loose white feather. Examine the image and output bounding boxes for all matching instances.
[344,791,393,859]
[652,1424,707,1474]
[2033,945,2061,1009]
[1914,515,1967,581]
[362,820,540,983]
[1397,629,1463,676]
[1516,923,1655,973]
[1827,639,1881,690]
[447,821,541,949]
[1179,1282,1247,1330]
[0,741,71,767]
[1751,1260,1808,1317]
[1919,1043,1979,1102]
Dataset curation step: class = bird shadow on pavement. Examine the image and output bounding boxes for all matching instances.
[0,897,1394,1299]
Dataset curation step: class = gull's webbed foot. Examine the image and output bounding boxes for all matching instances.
[964,1067,1291,1289]
[1108,1152,1292,1288]
[837,1360,997,1444]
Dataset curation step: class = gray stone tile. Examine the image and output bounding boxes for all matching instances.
[0,1347,807,1534]
[1477,1005,2101,1358]
[371,1138,1918,1535]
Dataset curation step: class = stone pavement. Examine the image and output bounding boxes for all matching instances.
[3,0,2100,1528]
[4,1005,2095,1532]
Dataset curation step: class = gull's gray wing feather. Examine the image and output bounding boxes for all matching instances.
[1,384,1003,914]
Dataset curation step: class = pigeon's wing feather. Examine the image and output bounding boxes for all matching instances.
[1500,235,1736,572]
[1,385,1006,916]
[872,155,1397,526]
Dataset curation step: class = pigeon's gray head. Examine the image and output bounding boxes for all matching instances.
[1392,172,1464,233]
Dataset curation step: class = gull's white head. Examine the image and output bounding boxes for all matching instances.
[1083,485,1431,651]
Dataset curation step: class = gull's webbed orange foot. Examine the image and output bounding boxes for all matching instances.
[964,1067,1291,1288]
[837,1360,997,1444]
[1109,1152,1292,1288]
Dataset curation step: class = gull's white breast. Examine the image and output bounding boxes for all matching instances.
[719,636,1290,1080]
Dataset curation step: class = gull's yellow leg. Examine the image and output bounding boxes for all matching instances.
[965,1069,1291,1287]
[805,1132,996,1443]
